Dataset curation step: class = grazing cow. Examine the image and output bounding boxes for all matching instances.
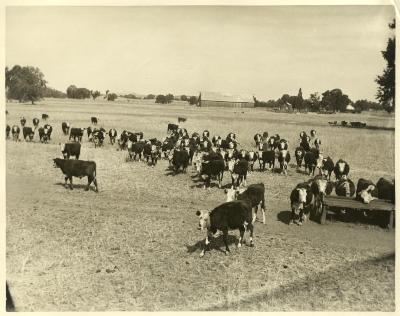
[108,128,117,145]
[53,158,98,192]
[197,159,225,188]
[258,144,275,171]
[320,156,334,180]
[278,149,291,175]
[294,146,305,169]
[167,123,179,133]
[22,126,35,141]
[11,125,20,141]
[227,159,248,189]
[69,128,85,142]
[60,142,81,159]
[304,151,317,176]
[61,122,70,135]
[172,149,190,173]
[20,117,26,126]
[310,175,334,214]
[333,159,350,180]
[6,282,15,312]
[42,113,49,120]
[178,117,187,123]
[254,133,262,147]
[377,178,395,204]
[127,140,145,161]
[335,178,356,197]
[33,118,40,128]
[6,125,10,139]
[91,116,98,124]
[290,182,313,225]
[356,178,378,204]
[225,183,266,224]
[92,130,105,148]
[196,200,254,257]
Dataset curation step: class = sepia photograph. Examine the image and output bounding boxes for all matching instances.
[4,3,396,312]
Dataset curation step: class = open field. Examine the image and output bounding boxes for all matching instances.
[6,98,395,311]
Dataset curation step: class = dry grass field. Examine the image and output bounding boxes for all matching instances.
[6,98,395,311]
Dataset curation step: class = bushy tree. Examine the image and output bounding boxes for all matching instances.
[180,95,188,101]
[321,89,351,112]
[166,94,174,103]
[66,85,91,99]
[5,65,47,104]
[376,19,395,112]
[155,94,167,104]
[188,96,198,105]
[144,94,155,100]
[308,92,321,112]
[42,87,67,98]
[91,90,101,100]
[107,93,118,101]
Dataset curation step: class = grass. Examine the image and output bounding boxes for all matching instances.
[6,98,395,311]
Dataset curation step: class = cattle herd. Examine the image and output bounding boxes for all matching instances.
[6,114,395,257]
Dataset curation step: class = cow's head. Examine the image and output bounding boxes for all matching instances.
[338,161,346,173]
[297,188,308,203]
[296,149,304,158]
[310,129,316,137]
[314,178,328,195]
[359,185,377,204]
[228,141,234,149]
[53,158,62,168]
[258,143,264,151]
[339,180,351,197]
[224,187,246,202]
[248,151,254,160]
[240,150,246,158]
[196,210,211,231]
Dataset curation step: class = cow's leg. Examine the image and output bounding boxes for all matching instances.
[93,176,98,192]
[200,232,211,258]
[298,209,304,226]
[222,229,230,254]
[69,177,73,190]
[291,207,296,224]
[64,177,68,188]
[86,176,92,191]
[248,222,254,247]
[238,227,245,248]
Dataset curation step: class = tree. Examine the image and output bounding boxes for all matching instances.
[308,92,321,112]
[296,88,304,111]
[91,90,101,100]
[155,94,167,104]
[180,95,188,101]
[188,96,198,105]
[166,94,174,103]
[144,94,155,100]
[107,93,117,101]
[321,89,351,112]
[42,87,67,98]
[5,65,47,104]
[67,85,91,99]
[376,19,395,113]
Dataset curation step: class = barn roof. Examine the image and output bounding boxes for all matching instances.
[200,91,254,103]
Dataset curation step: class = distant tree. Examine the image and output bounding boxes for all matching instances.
[91,90,101,100]
[5,65,47,104]
[180,95,188,101]
[155,94,167,104]
[353,99,382,112]
[308,92,321,112]
[166,94,174,103]
[376,19,395,113]
[67,85,91,99]
[321,89,351,112]
[123,94,138,99]
[144,94,155,100]
[42,86,67,98]
[107,93,117,101]
[296,88,304,111]
[188,95,198,105]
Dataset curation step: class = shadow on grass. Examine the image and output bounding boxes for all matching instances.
[186,234,240,255]
[277,210,292,225]
[54,182,97,192]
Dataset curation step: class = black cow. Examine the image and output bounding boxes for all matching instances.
[304,151,317,176]
[377,178,395,204]
[33,118,39,128]
[227,159,248,189]
[127,141,145,161]
[300,135,311,151]
[258,147,275,171]
[87,126,93,141]
[278,150,291,175]
[178,117,187,123]
[20,117,26,127]
[6,125,10,139]
[290,182,313,225]
[333,159,350,180]
[198,159,225,188]
[11,125,20,141]
[225,183,266,224]
[172,149,190,173]
[196,200,254,257]
[91,116,98,124]
[61,122,70,135]
[310,129,317,138]
[42,113,49,120]
[53,158,98,192]
[335,178,355,197]
[22,126,35,141]
[69,128,85,142]
[60,142,81,159]
[168,123,179,133]
[320,156,334,180]
[109,128,117,145]
[143,142,152,163]
[294,146,305,169]
[356,178,378,204]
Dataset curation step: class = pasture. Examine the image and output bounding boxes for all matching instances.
[6,98,395,311]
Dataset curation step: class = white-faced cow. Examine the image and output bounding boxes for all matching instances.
[61,122,70,135]
[33,118,39,128]
[11,125,20,141]
[294,146,305,169]
[356,178,378,204]
[333,159,350,180]
[290,182,314,226]
[109,128,117,145]
[227,158,248,189]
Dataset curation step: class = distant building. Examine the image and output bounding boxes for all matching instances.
[198,91,255,108]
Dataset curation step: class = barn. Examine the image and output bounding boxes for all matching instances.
[198,91,255,108]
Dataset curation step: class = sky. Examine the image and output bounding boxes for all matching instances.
[6,5,395,101]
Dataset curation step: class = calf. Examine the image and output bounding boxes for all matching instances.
[356,178,378,204]
[376,178,395,204]
[198,159,225,188]
[278,149,291,175]
[91,116,98,124]
[333,159,350,180]
[61,122,70,135]
[294,146,305,169]
[172,149,190,173]
[53,158,98,192]
[11,125,20,141]
[258,148,275,171]
[225,183,266,224]
[196,200,254,257]
[60,142,81,160]
[22,126,35,141]
[6,125,10,139]
[42,113,49,120]
[109,128,117,145]
[227,159,248,189]
[69,127,85,142]
[335,178,355,197]
[33,118,40,128]
[290,182,313,225]
[150,144,160,166]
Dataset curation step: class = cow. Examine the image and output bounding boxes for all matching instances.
[22,126,35,141]
[69,128,85,142]
[304,151,317,176]
[11,125,20,141]
[290,182,314,225]
[161,140,174,159]
[143,142,152,163]
[127,140,145,161]
[356,178,378,204]
[168,123,179,133]
[197,159,225,188]
[38,127,49,143]
[42,113,49,120]
[178,117,187,123]
[61,122,70,135]
[227,159,248,189]
[86,126,93,141]
[172,149,190,173]
[278,149,291,175]
[202,130,210,139]
[149,144,160,166]
[212,135,222,147]
[310,175,334,216]
[335,178,355,197]
[196,200,254,257]
[20,117,26,127]
[108,128,117,145]
[254,133,262,147]
[200,139,212,152]
[92,130,105,148]
[43,124,52,140]
[60,142,81,160]
[246,150,257,173]
[310,129,317,138]
[225,183,266,224]
[294,146,305,169]
[376,178,395,204]
[314,138,322,149]
[277,139,288,151]
[300,135,311,151]
[6,125,10,139]
[258,144,275,171]
[33,118,40,128]
[53,158,98,192]
[91,116,98,125]
[333,159,350,180]
[320,156,334,180]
